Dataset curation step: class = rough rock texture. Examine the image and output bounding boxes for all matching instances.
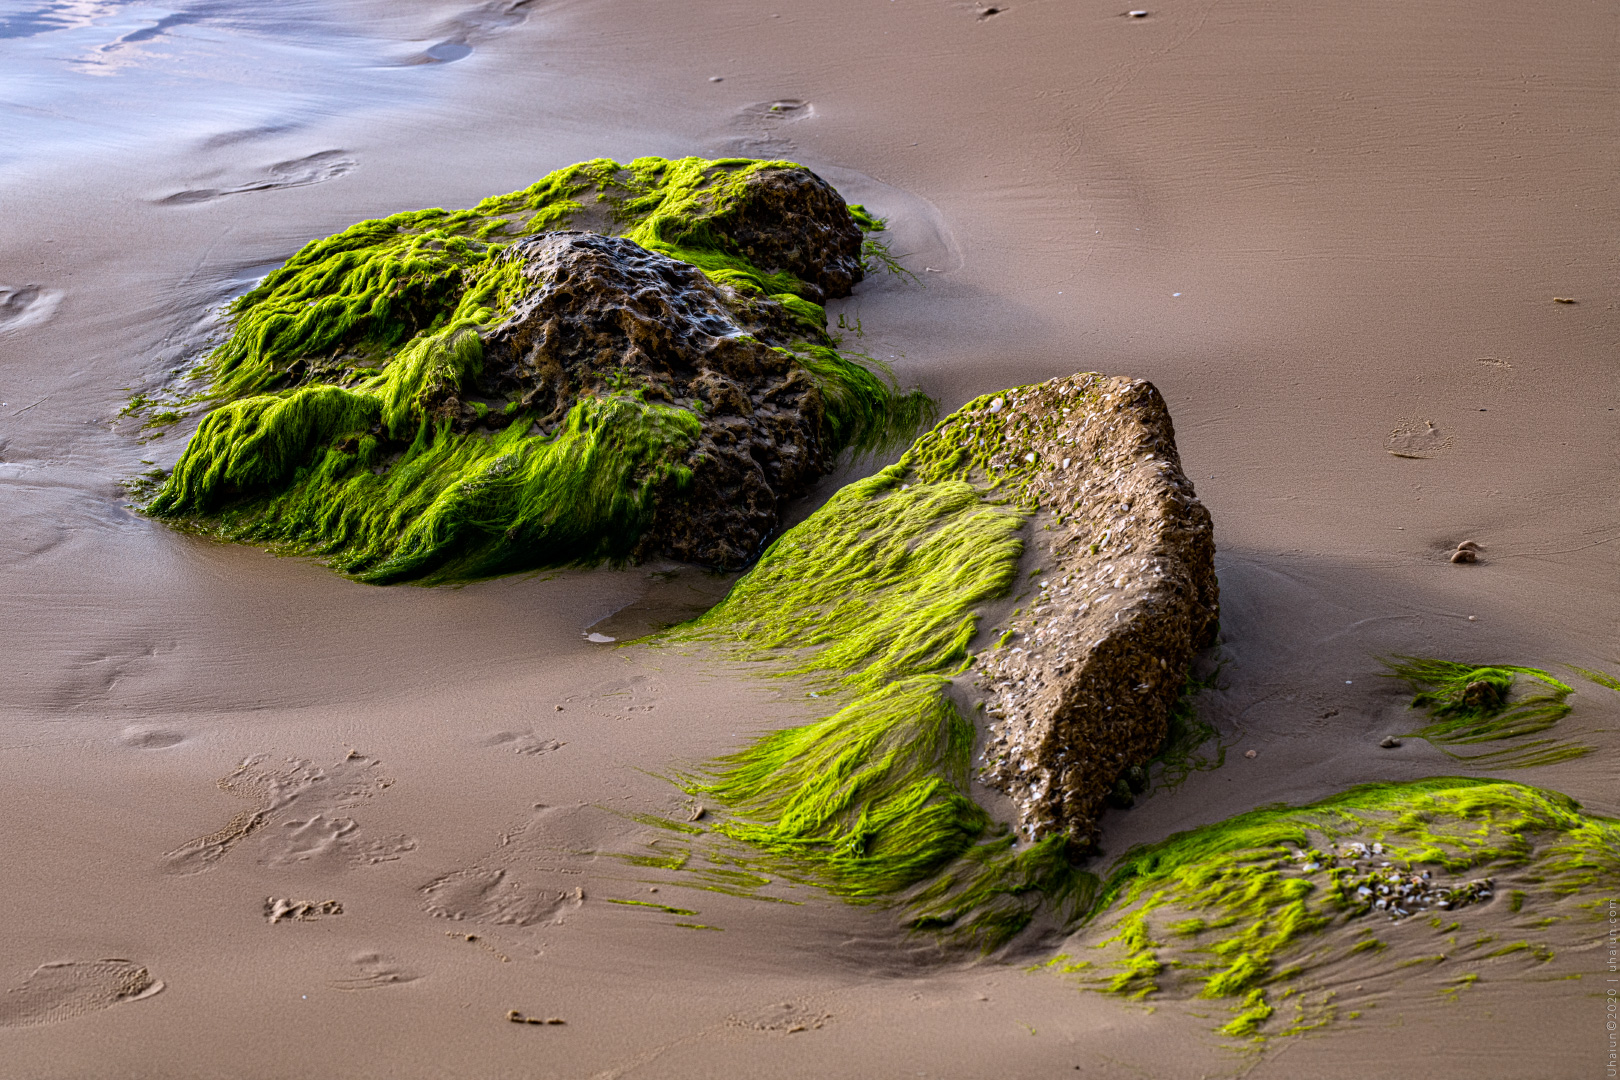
[464,232,832,567]
[967,374,1219,849]
[692,165,867,304]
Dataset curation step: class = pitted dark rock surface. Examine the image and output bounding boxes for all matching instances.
[966,374,1219,850]
[691,164,867,304]
[446,232,833,568]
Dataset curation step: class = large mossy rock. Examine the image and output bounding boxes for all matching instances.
[667,371,1214,939]
[965,375,1219,847]
[145,157,925,581]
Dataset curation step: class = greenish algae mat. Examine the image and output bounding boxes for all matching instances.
[139,156,925,582]
[1055,777,1619,1039]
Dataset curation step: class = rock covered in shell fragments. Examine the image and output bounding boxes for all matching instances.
[965,373,1219,850]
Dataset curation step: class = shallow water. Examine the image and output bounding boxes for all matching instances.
[0,0,494,171]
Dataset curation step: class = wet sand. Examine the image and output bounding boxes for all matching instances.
[1,0,1615,1075]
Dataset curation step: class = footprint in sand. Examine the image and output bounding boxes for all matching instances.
[0,284,61,333]
[264,897,344,923]
[1386,418,1451,459]
[727,100,816,154]
[484,730,565,757]
[728,999,832,1034]
[0,960,163,1028]
[163,751,416,875]
[158,150,356,205]
[329,951,422,991]
[420,804,614,927]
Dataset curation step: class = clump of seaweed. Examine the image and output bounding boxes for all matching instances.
[691,675,990,897]
[675,467,1026,691]
[1381,656,1587,767]
[1064,777,1620,1038]
[144,157,930,581]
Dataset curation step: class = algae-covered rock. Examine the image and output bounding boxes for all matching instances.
[461,232,834,567]
[665,371,1212,940]
[144,157,925,580]
[961,375,1219,848]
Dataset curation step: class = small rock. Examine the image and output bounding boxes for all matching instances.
[1450,549,1477,564]
[688,804,707,822]
[1128,8,1149,16]
[1244,749,1257,759]
[1456,540,1481,552]
[1462,680,1504,708]
[1379,735,1401,748]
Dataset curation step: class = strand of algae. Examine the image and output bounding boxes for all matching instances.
[1382,656,1588,767]
[145,157,927,582]
[1066,777,1620,1037]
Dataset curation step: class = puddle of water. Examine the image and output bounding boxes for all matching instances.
[584,564,739,644]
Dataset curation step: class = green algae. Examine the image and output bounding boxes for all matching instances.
[1071,777,1620,1039]
[688,675,990,898]
[152,377,703,583]
[1382,656,1589,767]
[674,467,1026,691]
[146,156,928,581]
[1572,665,1620,693]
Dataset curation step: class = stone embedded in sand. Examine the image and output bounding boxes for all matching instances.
[970,374,1218,849]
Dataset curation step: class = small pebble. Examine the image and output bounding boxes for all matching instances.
[1456,540,1480,552]
[1553,296,1576,303]
[709,76,724,82]
[1450,549,1477,564]
[1244,749,1257,759]
[1380,735,1401,749]
[1128,8,1148,15]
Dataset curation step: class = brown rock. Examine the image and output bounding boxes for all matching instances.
[1450,549,1477,564]
[471,232,835,568]
[969,374,1218,850]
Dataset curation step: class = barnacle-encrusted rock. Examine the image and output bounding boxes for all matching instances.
[965,374,1218,849]
[472,232,831,567]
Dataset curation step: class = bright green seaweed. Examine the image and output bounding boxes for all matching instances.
[144,156,927,582]
[1382,656,1589,767]
[1062,777,1620,1037]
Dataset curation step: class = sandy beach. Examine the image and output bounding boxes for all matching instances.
[1,0,1615,1075]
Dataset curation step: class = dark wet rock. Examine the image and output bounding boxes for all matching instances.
[970,374,1219,850]
[695,165,866,304]
[1462,679,1505,709]
[459,232,831,568]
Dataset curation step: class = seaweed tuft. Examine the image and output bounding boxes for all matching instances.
[1381,656,1587,767]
